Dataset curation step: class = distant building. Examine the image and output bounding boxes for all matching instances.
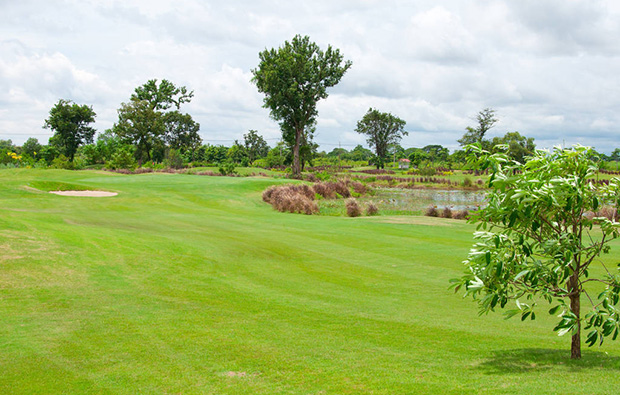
[399,158,411,169]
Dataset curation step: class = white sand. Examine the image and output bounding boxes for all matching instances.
[49,190,118,197]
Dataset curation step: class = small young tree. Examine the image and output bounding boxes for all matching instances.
[452,145,620,359]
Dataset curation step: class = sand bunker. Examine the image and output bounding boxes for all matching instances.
[50,190,118,197]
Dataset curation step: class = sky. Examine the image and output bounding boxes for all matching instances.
[1,0,619,153]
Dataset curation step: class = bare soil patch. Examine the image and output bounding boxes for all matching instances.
[50,190,118,197]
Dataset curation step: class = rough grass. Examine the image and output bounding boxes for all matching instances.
[1,168,620,394]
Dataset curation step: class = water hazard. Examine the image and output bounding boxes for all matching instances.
[374,188,487,212]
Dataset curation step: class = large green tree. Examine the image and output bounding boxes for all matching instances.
[458,108,498,148]
[113,80,199,165]
[113,100,164,165]
[131,79,194,111]
[355,108,407,169]
[252,35,351,177]
[452,145,620,359]
[43,99,96,161]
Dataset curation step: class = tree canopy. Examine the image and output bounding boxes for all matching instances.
[113,80,200,164]
[355,108,407,169]
[43,99,96,161]
[452,145,620,359]
[458,108,498,148]
[252,34,351,177]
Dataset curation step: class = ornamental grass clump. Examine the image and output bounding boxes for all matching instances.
[345,198,362,217]
[366,202,379,216]
[262,185,318,215]
[425,205,439,217]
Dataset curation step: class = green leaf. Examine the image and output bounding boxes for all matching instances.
[548,305,562,315]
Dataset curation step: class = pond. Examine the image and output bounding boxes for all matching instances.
[372,188,487,213]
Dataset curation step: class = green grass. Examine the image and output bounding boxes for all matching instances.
[1,168,620,394]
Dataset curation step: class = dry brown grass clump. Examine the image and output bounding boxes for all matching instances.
[262,185,318,215]
[312,180,352,199]
[425,205,439,217]
[345,198,362,217]
[440,207,453,219]
[452,209,470,220]
[366,202,379,216]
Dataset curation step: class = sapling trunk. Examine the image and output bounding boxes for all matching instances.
[569,272,581,359]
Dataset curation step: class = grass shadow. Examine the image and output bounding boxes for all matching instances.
[477,348,620,374]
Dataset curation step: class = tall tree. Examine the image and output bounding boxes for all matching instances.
[164,111,202,157]
[252,34,352,177]
[131,79,194,111]
[113,100,164,165]
[43,99,96,161]
[114,80,198,165]
[355,108,407,169]
[458,108,498,148]
[452,145,620,359]
[243,130,269,165]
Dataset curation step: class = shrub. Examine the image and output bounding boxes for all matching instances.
[440,207,453,218]
[262,185,318,215]
[165,149,184,169]
[345,198,362,217]
[351,181,367,195]
[366,202,379,216]
[219,161,237,176]
[453,209,470,220]
[106,147,137,170]
[425,205,439,217]
[462,177,473,188]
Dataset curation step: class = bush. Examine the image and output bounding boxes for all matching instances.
[106,147,137,170]
[262,184,318,215]
[351,181,367,195]
[453,209,470,220]
[462,177,473,187]
[366,202,379,216]
[425,205,439,217]
[345,198,362,217]
[219,161,237,176]
[165,149,184,169]
[51,154,76,170]
[440,207,453,218]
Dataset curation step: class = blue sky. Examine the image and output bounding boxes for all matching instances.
[1,0,619,153]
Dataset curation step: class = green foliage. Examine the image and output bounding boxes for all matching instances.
[131,79,194,111]
[452,145,620,359]
[113,99,165,165]
[164,148,184,169]
[105,145,137,170]
[21,137,42,159]
[491,131,536,163]
[243,130,269,164]
[51,154,79,170]
[218,160,237,176]
[458,108,497,148]
[43,99,97,161]
[355,108,407,169]
[252,34,351,176]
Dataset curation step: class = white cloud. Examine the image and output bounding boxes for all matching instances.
[0,0,619,153]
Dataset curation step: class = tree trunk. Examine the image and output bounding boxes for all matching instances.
[569,273,581,359]
[292,129,301,178]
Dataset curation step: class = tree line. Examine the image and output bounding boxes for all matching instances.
[3,35,618,173]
